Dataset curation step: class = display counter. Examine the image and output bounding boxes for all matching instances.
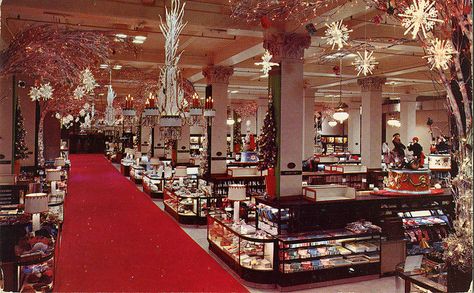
[120,159,134,177]
[129,165,145,184]
[142,173,166,199]
[207,212,276,284]
[164,187,218,225]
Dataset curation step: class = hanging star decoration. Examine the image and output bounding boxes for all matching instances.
[29,86,41,101]
[255,50,279,77]
[423,38,457,70]
[73,86,86,100]
[352,50,379,76]
[398,0,442,39]
[323,20,353,50]
[29,83,54,101]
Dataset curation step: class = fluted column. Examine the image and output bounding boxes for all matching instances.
[202,65,234,174]
[358,77,386,169]
[265,32,310,197]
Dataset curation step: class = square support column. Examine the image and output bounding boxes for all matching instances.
[265,32,310,197]
[303,87,316,160]
[256,97,268,137]
[358,77,386,169]
[177,124,190,164]
[202,66,234,175]
[347,102,361,155]
[399,94,418,145]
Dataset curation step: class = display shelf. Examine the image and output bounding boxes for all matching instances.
[164,187,218,225]
[303,171,368,190]
[320,135,348,154]
[205,174,265,197]
[142,173,166,199]
[277,230,381,287]
[207,212,276,284]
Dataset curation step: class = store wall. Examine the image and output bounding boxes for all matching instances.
[0,75,14,174]
[18,78,37,167]
[384,109,449,152]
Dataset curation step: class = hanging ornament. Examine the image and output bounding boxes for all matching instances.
[260,15,271,29]
[254,50,279,77]
[81,68,98,93]
[352,50,379,76]
[79,109,86,117]
[322,20,353,50]
[55,113,61,119]
[38,83,53,101]
[423,38,457,70]
[398,0,442,39]
[29,86,41,101]
[74,85,86,100]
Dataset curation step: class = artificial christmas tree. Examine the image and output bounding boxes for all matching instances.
[14,103,29,174]
[258,93,277,170]
[233,112,242,154]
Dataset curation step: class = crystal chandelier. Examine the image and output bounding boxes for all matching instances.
[387,116,401,127]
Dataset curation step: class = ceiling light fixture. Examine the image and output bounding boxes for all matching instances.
[387,116,401,127]
[230,90,239,94]
[112,64,122,70]
[332,59,349,124]
[328,120,338,127]
[134,36,147,41]
[100,64,109,69]
[115,33,128,39]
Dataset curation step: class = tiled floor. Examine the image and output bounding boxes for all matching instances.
[116,164,399,292]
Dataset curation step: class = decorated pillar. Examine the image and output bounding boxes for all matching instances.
[303,86,316,160]
[177,123,190,164]
[256,97,268,137]
[347,101,361,155]
[265,32,310,197]
[358,77,386,169]
[399,94,418,146]
[202,65,234,175]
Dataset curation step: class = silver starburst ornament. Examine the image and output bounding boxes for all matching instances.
[352,50,379,76]
[398,0,442,39]
[424,38,457,70]
[323,20,353,50]
[255,50,279,77]
[29,86,41,101]
[74,86,86,100]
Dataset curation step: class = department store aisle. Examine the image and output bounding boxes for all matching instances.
[118,165,398,293]
[55,154,247,292]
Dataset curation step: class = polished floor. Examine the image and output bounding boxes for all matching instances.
[114,163,401,293]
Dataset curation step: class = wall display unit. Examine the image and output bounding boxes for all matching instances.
[207,212,276,284]
[320,135,348,154]
[164,185,218,225]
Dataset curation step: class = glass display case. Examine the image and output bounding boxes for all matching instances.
[142,173,166,199]
[277,230,381,287]
[207,212,276,284]
[164,186,218,225]
[129,165,145,184]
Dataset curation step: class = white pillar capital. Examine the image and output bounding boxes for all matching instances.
[202,65,234,84]
[399,94,418,102]
[357,76,387,92]
[264,32,311,62]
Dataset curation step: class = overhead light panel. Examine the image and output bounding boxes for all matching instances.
[100,64,109,69]
[230,90,239,94]
[113,64,122,70]
[115,33,128,39]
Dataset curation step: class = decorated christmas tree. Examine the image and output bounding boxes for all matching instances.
[14,103,29,160]
[258,93,277,169]
[233,112,242,153]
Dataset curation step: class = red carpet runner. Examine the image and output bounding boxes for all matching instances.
[55,154,247,292]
